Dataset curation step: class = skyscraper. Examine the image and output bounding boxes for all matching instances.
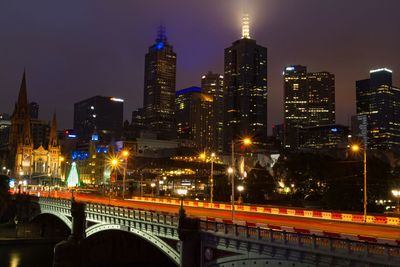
[201,71,224,153]
[308,72,335,126]
[284,66,335,149]
[73,96,124,142]
[283,65,308,149]
[224,14,268,150]
[356,68,400,151]
[143,26,177,140]
[175,87,213,150]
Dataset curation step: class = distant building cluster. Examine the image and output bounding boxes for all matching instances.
[0,13,399,189]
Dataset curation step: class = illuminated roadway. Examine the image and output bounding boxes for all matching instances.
[34,190,400,242]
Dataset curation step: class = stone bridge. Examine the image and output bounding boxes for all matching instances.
[32,197,400,267]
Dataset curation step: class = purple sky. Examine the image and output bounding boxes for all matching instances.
[1,0,399,132]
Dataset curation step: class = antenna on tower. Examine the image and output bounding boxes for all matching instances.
[156,24,167,42]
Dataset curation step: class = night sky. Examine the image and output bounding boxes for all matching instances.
[1,0,399,132]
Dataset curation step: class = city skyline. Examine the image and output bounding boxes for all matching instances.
[0,0,399,131]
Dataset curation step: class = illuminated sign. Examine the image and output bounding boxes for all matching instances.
[110,97,124,102]
[330,128,338,133]
[285,66,295,71]
[370,68,393,74]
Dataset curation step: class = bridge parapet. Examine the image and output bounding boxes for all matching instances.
[200,220,400,266]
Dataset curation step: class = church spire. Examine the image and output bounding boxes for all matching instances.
[49,112,59,148]
[241,13,250,39]
[14,70,29,118]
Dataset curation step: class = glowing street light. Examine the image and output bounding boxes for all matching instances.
[210,152,216,203]
[150,182,156,196]
[121,150,129,199]
[351,143,367,223]
[177,188,188,218]
[230,137,252,221]
[392,189,400,213]
[237,185,244,204]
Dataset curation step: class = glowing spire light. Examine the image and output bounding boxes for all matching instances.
[242,13,250,39]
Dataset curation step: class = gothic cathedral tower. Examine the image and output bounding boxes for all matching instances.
[9,71,34,177]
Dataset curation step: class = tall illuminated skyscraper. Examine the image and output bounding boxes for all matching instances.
[223,14,268,150]
[284,66,335,149]
[201,71,224,153]
[143,26,177,140]
[283,65,308,149]
[356,68,400,151]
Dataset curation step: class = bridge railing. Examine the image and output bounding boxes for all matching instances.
[200,220,400,261]
[38,197,71,214]
[85,203,179,227]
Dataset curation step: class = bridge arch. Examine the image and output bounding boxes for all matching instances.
[32,211,72,230]
[212,255,316,267]
[85,223,180,266]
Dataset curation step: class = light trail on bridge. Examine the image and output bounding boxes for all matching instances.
[31,190,400,242]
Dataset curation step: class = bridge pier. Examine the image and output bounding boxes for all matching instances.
[178,211,200,267]
[53,200,86,267]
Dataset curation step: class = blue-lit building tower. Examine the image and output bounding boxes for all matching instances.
[143,26,177,140]
[223,14,268,151]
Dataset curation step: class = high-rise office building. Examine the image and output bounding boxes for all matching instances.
[201,71,224,153]
[283,65,308,149]
[224,14,268,150]
[308,72,335,126]
[175,87,213,150]
[284,66,335,149]
[356,68,400,151]
[143,26,177,140]
[73,96,124,142]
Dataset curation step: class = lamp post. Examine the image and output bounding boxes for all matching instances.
[351,144,367,223]
[150,182,156,196]
[210,152,215,203]
[230,137,252,221]
[110,158,119,198]
[121,150,129,199]
[237,185,244,204]
[392,189,400,213]
[177,188,188,219]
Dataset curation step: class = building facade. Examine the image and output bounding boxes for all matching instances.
[143,26,177,140]
[224,14,268,151]
[284,66,335,149]
[201,71,224,153]
[356,68,400,151]
[176,87,213,150]
[73,95,124,142]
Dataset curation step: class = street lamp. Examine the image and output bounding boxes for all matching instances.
[230,137,252,221]
[210,152,216,203]
[121,150,129,199]
[150,182,156,196]
[351,143,367,223]
[392,189,400,213]
[177,188,188,219]
[237,185,244,204]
